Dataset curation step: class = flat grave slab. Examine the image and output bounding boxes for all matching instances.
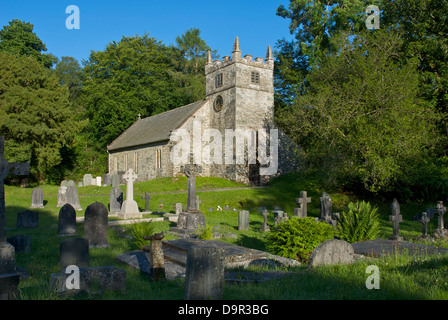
[352,239,448,258]
[160,238,268,268]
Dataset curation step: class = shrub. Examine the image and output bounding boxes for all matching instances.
[195,224,215,240]
[132,222,155,249]
[265,217,334,262]
[336,201,380,243]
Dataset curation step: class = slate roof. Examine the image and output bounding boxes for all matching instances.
[107,99,207,152]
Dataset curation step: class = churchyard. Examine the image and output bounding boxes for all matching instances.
[2,171,448,300]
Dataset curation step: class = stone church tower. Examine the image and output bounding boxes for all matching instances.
[107,37,297,185]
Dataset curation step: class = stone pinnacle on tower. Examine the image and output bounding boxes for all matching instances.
[232,37,242,61]
[206,50,212,65]
[266,45,274,62]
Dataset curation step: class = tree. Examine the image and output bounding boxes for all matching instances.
[276,30,438,192]
[0,52,86,180]
[0,19,56,68]
[80,34,194,156]
[174,28,219,101]
[53,56,83,102]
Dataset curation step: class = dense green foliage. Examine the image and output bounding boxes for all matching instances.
[336,201,381,243]
[266,217,334,262]
[0,52,86,180]
[275,0,446,195]
[132,221,155,249]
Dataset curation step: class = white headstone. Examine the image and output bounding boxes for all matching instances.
[117,169,141,219]
[96,176,102,187]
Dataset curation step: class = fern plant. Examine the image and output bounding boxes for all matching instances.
[266,217,334,262]
[132,221,155,249]
[336,201,380,243]
[195,224,215,240]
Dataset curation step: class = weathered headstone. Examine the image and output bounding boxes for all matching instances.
[418,212,431,239]
[61,180,69,187]
[6,235,30,254]
[0,136,30,299]
[102,173,111,186]
[295,191,311,218]
[319,191,339,226]
[60,237,89,272]
[274,211,288,226]
[84,202,109,248]
[175,203,183,215]
[30,187,44,208]
[118,169,141,219]
[184,246,225,300]
[142,192,152,212]
[17,210,38,228]
[109,187,123,214]
[143,232,165,281]
[67,180,76,187]
[238,210,249,231]
[434,201,448,239]
[83,174,92,187]
[259,210,270,232]
[389,198,403,241]
[58,203,77,236]
[308,239,355,269]
[66,186,82,211]
[111,174,121,188]
[50,266,126,296]
[96,176,102,187]
[56,186,67,207]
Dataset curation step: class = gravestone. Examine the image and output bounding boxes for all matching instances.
[60,237,89,272]
[30,187,44,208]
[78,182,83,188]
[417,212,432,241]
[50,266,126,296]
[184,246,225,300]
[57,186,67,207]
[169,154,206,237]
[274,211,288,226]
[434,201,448,239]
[389,198,403,241]
[0,136,30,299]
[142,192,152,212]
[91,178,96,186]
[84,202,109,248]
[118,169,141,219]
[259,210,270,232]
[61,180,68,187]
[238,210,249,231]
[295,191,311,218]
[103,173,111,186]
[320,192,338,226]
[58,203,77,236]
[17,210,38,228]
[96,176,102,187]
[66,186,82,211]
[111,174,121,188]
[109,187,123,214]
[175,203,183,215]
[83,174,92,187]
[6,235,30,254]
[143,232,165,281]
[67,180,76,187]
[308,239,355,269]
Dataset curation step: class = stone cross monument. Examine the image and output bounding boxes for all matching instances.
[389,198,403,241]
[169,154,206,237]
[180,154,202,213]
[434,201,448,239]
[118,168,141,219]
[295,191,311,218]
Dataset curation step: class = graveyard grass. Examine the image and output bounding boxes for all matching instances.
[4,173,448,300]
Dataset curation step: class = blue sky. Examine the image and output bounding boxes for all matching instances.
[0,0,295,64]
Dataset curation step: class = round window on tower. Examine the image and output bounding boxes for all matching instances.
[214,95,223,112]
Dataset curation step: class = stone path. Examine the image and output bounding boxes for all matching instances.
[352,239,448,258]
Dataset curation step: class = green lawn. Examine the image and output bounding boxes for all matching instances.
[4,173,448,300]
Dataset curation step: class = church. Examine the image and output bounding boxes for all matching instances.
[106,37,298,185]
